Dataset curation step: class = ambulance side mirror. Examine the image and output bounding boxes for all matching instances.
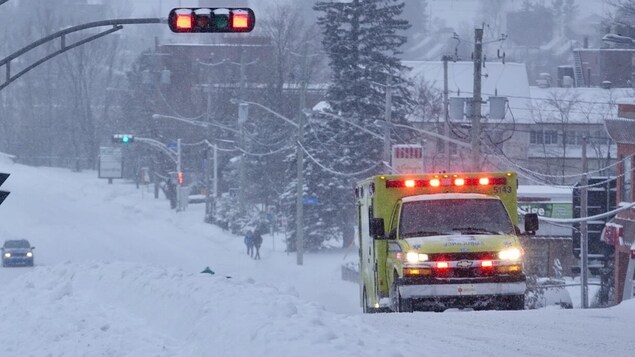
[371,218,385,239]
[524,213,539,236]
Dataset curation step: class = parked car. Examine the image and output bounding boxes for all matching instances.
[2,239,35,267]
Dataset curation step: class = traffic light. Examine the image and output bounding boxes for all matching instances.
[168,8,255,33]
[0,173,9,206]
[112,134,134,144]
[177,171,184,185]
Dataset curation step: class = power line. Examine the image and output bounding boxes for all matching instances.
[297,140,381,177]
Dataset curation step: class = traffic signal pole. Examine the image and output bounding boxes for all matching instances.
[176,138,182,212]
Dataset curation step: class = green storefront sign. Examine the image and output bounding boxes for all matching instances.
[518,202,572,219]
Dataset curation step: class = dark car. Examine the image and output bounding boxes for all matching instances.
[2,239,35,267]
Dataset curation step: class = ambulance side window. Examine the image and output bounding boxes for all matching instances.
[387,242,401,252]
[389,201,400,239]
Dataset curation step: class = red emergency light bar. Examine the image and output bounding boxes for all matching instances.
[385,177,507,188]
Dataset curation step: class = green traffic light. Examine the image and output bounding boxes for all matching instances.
[122,136,129,143]
[214,15,228,29]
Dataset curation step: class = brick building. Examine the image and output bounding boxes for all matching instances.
[603,100,635,303]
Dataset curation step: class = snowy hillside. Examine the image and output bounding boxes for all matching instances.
[0,159,633,356]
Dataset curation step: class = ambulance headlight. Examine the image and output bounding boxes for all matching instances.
[406,252,429,263]
[499,248,522,261]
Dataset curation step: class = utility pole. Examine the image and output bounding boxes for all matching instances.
[580,135,589,308]
[383,74,392,166]
[296,44,308,266]
[471,27,484,172]
[238,49,247,216]
[443,55,451,171]
[205,74,213,222]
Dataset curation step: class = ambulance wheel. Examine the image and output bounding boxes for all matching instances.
[362,288,377,314]
[399,296,414,313]
[390,279,413,313]
[506,295,525,310]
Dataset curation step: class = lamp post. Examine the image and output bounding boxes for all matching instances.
[231,99,303,264]
[152,113,228,220]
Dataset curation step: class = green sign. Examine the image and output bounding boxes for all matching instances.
[518,202,572,219]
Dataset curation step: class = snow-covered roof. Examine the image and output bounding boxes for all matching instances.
[527,87,631,124]
[404,60,630,125]
[518,185,572,198]
[405,60,533,122]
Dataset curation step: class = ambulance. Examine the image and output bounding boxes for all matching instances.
[355,172,538,312]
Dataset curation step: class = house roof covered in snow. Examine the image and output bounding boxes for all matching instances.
[404,60,630,124]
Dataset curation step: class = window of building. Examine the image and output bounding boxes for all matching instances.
[564,131,576,145]
[530,130,543,144]
[544,130,558,144]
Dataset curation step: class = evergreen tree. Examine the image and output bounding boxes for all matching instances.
[282,0,413,250]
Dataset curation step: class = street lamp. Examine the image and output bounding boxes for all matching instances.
[231,99,304,265]
[152,113,225,221]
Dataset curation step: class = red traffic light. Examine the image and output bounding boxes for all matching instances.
[177,172,184,185]
[169,8,255,33]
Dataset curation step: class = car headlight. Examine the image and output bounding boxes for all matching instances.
[3,252,10,258]
[406,251,429,263]
[26,252,33,257]
[499,248,522,261]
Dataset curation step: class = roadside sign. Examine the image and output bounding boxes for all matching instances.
[0,172,9,205]
[98,147,123,179]
[303,197,319,205]
[392,144,423,174]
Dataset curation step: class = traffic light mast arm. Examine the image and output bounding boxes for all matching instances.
[0,18,163,92]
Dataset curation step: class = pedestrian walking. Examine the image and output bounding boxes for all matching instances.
[253,229,263,260]
[166,178,177,209]
[244,230,254,258]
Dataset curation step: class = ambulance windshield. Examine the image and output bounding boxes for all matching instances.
[399,198,515,238]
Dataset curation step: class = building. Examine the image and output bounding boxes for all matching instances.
[603,100,635,303]
[573,49,635,88]
[404,60,618,184]
[518,185,575,277]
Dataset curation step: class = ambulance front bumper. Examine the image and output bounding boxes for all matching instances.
[399,280,526,298]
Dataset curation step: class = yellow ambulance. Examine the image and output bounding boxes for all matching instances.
[355,172,538,312]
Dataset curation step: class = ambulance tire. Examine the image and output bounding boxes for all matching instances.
[390,280,413,313]
[362,288,378,314]
[506,294,525,310]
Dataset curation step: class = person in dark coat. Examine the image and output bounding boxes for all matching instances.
[244,230,254,258]
[253,229,263,260]
[166,178,177,209]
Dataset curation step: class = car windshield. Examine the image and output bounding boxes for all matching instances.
[4,240,30,248]
[399,199,515,238]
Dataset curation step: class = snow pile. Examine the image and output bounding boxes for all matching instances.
[0,261,407,356]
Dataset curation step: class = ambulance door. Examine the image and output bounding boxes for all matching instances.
[359,185,378,306]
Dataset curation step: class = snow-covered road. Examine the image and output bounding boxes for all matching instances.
[0,158,632,356]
